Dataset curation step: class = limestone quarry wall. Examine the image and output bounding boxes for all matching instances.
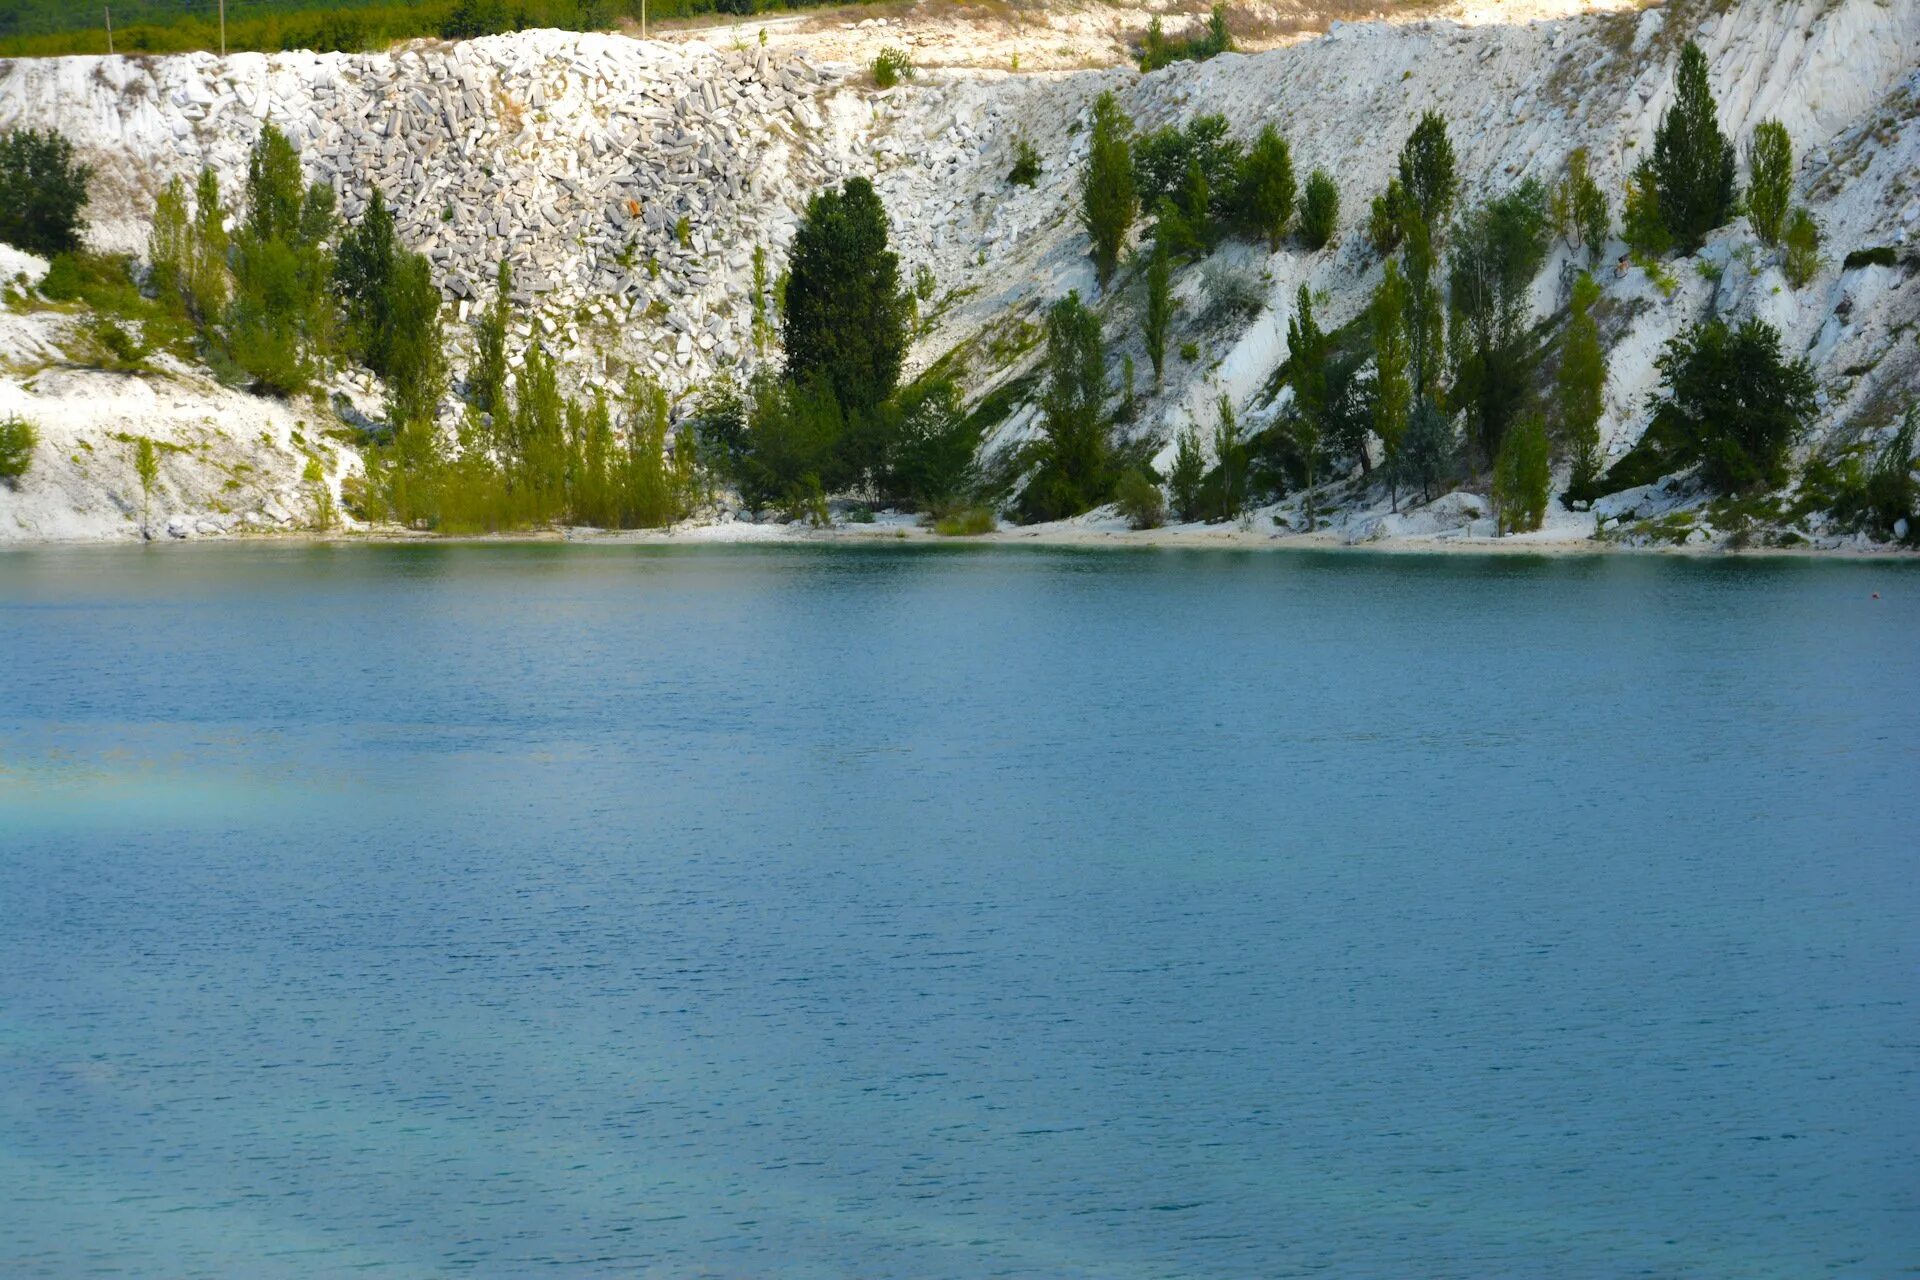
[1,0,1917,542]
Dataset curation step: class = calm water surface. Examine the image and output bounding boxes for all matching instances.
[1,543,1915,1278]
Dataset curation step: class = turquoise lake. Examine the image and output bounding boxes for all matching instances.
[1,543,1915,1277]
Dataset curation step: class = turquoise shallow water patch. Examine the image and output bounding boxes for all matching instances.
[1,543,1915,1277]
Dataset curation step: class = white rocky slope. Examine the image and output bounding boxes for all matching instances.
[0,0,1915,543]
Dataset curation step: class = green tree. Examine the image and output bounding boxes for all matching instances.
[782,176,906,426]
[186,167,229,324]
[224,124,335,396]
[1236,124,1295,251]
[1168,422,1206,520]
[1080,92,1138,291]
[0,415,37,485]
[1299,170,1339,250]
[1448,179,1550,468]
[470,259,512,420]
[1023,291,1111,521]
[1556,272,1606,498]
[1650,41,1736,252]
[242,123,306,245]
[1397,111,1457,233]
[1549,146,1610,265]
[738,371,844,516]
[505,340,569,519]
[1209,394,1251,521]
[1651,316,1815,493]
[1491,413,1550,533]
[1143,238,1174,385]
[1371,258,1411,508]
[1398,396,1453,504]
[879,377,980,508]
[1178,157,1214,255]
[1621,159,1671,257]
[1744,120,1793,247]
[1133,114,1241,217]
[1402,212,1444,401]
[133,435,159,535]
[334,186,397,373]
[1368,177,1408,257]
[616,373,683,528]
[0,127,92,257]
[148,177,190,301]
[751,243,770,354]
[383,250,446,429]
[1286,284,1330,511]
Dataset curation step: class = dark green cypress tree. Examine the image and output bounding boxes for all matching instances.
[781,176,906,427]
[1650,41,1736,252]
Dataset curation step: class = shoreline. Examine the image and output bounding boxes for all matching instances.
[6,519,1916,561]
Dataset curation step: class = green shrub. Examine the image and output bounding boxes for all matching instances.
[932,505,996,536]
[1008,135,1041,187]
[1115,467,1166,529]
[1368,178,1408,257]
[441,0,515,40]
[1804,413,1916,541]
[1299,171,1339,250]
[1841,245,1897,270]
[872,46,914,88]
[0,414,38,484]
[1782,206,1821,289]
[1138,4,1232,72]
[0,128,91,258]
[1205,394,1249,521]
[735,371,844,513]
[222,124,336,397]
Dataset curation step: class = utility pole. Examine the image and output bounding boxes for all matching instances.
[218,0,225,56]
[104,5,113,53]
